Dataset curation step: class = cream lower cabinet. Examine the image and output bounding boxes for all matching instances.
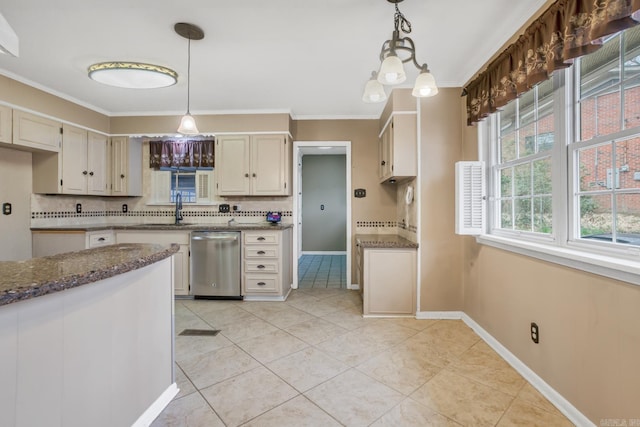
[115,231,190,296]
[215,134,291,196]
[242,228,292,300]
[362,248,416,316]
[32,230,114,257]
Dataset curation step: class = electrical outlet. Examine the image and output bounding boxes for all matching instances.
[122,204,128,213]
[530,322,539,344]
[76,203,82,213]
[219,204,230,213]
[2,203,11,215]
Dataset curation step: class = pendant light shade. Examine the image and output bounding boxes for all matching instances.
[377,54,406,85]
[412,69,438,97]
[362,72,387,103]
[175,23,204,135]
[177,113,199,135]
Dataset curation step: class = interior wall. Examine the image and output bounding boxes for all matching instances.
[301,155,347,252]
[0,146,32,260]
[295,119,394,283]
[419,88,465,311]
[461,102,640,423]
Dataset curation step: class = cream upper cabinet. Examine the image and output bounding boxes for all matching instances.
[216,134,291,196]
[61,124,89,194]
[110,136,142,196]
[0,105,11,144]
[87,132,108,195]
[378,114,417,184]
[12,110,61,152]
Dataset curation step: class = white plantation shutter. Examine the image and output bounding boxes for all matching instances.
[455,161,486,235]
[151,170,171,203]
[196,170,213,203]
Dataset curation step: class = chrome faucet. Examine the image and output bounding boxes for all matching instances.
[175,193,183,224]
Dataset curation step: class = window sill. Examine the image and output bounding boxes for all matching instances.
[476,234,640,286]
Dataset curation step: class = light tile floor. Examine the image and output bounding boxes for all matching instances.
[152,289,574,427]
[298,255,346,288]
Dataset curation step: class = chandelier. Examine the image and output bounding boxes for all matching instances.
[175,22,204,135]
[362,0,438,103]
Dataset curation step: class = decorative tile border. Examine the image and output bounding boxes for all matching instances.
[32,210,292,220]
[355,221,397,228]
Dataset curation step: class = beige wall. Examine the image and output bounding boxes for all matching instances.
[295,119,396,282]
[419,88,465,310]
[0,75,110,133]
[109,113,291,135]
[461,103,640,422]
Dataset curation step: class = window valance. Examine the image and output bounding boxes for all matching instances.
[149,139,215,169]
[464,0,640,125]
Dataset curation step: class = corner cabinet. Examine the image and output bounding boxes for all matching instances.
[215,134,291,196]
[379,114,417,183]
[242,228,292,300]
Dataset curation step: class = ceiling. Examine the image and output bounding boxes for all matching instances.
[0,0,547,120]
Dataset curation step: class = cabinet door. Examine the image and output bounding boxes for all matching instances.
[110,136,129,196]
[12,110,61,152]
[379,120,393,182]
[0,105,11,144]
[364,249,416,315]
[61,124,88,194]
[251,135,287,195]
[174,244,190,296]
[215,135,250,195]
[87,132,108,195]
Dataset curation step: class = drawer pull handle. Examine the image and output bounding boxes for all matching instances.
[98,237,106,241]
[257,250,266,255]
[257,237,266,241]
[257,265,265,269]
[257,282,266,286]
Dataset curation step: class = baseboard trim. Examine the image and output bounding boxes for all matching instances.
[348,284,360,291]
[416,311,594,427]
[132,382,179,427]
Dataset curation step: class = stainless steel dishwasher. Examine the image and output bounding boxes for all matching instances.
[190,231,241,299]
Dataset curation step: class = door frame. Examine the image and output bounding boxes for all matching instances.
[292,141,352,289]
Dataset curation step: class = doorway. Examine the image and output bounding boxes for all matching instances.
[292,141,352,290]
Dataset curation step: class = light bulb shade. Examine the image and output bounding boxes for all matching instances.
[377,54,406,85]
[412,70,438,97]
[88,62,177,89]
[362,78,387,103]
[177,113,199,135]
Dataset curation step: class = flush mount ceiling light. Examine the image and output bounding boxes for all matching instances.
[87,62,177,89]
[175,22,204,136]
[362,0,438,103]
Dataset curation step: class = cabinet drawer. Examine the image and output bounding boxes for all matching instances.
[245,260,279,273]
[245,246,278,258]
[87,231,114,248]
[244,232,279,245]
[244,275,278,292]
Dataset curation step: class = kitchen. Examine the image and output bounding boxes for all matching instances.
[1,1,639,426]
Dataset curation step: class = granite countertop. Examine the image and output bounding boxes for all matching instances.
[31,223,293,232]
[0,243,179,307]
[356,234,419,249]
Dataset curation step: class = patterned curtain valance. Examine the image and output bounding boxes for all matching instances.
[149,139,215,169]
[464,0,640,125]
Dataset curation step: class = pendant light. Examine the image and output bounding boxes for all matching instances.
[362,0,438,103]
[175,23,204,135]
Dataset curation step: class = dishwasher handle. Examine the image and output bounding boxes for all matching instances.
[191,234,238,242]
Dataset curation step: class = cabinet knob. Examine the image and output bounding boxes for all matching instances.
[89,171,94,176]
[257,265,265,269]
[252,173,256,178]
[82,170,88,175]
[120,174,125,179]
[245,173,249,178]
[257,282,266,286]
[381,160,386,166]
[257,250,266,255]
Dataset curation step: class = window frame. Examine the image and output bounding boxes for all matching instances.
[477,29,640,286]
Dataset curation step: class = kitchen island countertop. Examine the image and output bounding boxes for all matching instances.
[0,243,179,307]
[355,234,419,249]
